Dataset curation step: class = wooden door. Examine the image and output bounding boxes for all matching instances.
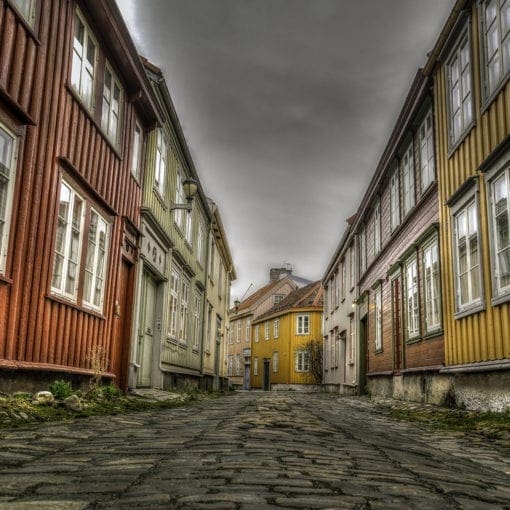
[137,273,156,387]
[263,359,270,390]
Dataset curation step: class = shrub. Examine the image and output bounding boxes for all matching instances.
[49,380,72,400]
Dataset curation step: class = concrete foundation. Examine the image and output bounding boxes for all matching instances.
[271,384,322,392]
[452,371,510,412]
[322,383,359,396]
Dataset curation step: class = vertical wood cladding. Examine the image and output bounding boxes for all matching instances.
[0,0,155,384]
[433,2,510,366]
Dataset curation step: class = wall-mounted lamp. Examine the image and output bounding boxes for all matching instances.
[170,178,198,212]
[234,299,240,312]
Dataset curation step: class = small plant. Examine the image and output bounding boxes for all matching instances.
[49,380,72,400]
[87,345,109,392]
[101,383,122,401]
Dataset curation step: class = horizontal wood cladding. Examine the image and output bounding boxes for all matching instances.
[0,0,39,123]
[433,2,510,366]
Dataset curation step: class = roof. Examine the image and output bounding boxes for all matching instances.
[254,281,324,322]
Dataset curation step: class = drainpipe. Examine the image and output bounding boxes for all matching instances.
[199,218,212,388]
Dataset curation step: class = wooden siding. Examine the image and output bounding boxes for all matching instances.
[433,2,510,366]
[0,0,156,388]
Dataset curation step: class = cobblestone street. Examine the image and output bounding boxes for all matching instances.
[0,392,509,509]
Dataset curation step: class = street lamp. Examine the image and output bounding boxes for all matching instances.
[234,299,240,311]
[170,178,198,212]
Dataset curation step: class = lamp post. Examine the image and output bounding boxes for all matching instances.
[170,178,198,212]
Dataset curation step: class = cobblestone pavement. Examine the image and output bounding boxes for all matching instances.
[0,392,509,509]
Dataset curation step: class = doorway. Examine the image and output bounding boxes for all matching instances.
[263,359,270,390]
[137,272,157,387]
[243,364,251,390]
[392,275,403,371]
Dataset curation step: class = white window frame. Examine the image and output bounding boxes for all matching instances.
[451,192,484,314]
[82,208,109,312]
[349,244,355,289]
[254,325,259,342]
[168,267,180,340]
[174,170,185,231]
[390,167,400,231]
[264,321,270,340]
[51,181,85,301]
[178,276,190,344]
[197,220,204,265]
[374,285,383,351]
[446,27,474,147]
[12,0,36,25]
[227,355,234,376]
[349,315,356,365]
[0,123,18,274]
[71,10,97,110]
[359,226,366,275]
[272,351,279,373]
[405,256,420,339]
[295,350,310,372]
[155,129,167,197]
[296,314,310,335]
[273,294,284,305]
[236,320,241,342]
[245,318,251,342]
[131,122,142,181]
[192,291,202,351]
[423,238,441,332]
[374,199,381,255]
[235,354,241,376]
[253,357,258,376]
[401,143,415,216]
[485,154,510,301]
[480,0,510,99]
[273,318,280,339]
[101,63,123,145]
[419,109,435,192]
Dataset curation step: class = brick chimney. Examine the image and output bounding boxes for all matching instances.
[269,267,293,282]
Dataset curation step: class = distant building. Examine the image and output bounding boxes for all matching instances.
[227,268,310,389]
[251,281,324,390]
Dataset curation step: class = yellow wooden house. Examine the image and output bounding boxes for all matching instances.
[424,0,510,410]
[250,282,323,390]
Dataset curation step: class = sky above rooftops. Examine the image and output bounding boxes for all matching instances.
[116,0,456,301]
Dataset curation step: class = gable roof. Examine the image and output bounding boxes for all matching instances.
[254,281,324,323]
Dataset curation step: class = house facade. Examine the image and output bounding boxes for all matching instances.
[0,0,159,391]
[227,268,310,389]
[251,281,323,390]
[203,201,236,390]
[322,217,359,395]
[353,71,445,403]
[424,0,510,410]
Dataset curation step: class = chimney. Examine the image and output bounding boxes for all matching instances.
[269,267,292,282]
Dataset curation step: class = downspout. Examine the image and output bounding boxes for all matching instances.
[200,215,213,385]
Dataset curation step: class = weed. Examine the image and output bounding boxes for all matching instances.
[49,380,72,400]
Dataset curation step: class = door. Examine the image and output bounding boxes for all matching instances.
[137,273,156,387]
[358,316,368,395]
[263,359,270,390]
[243,364,251,390]
[392,275,403,371]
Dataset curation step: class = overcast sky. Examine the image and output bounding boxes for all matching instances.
[116,0,456,301]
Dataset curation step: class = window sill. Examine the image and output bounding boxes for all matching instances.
[46,294,106,320]
[153,188,168,209]
[5,0,41,45]
[454,302,485,320]
[0,274,13,286]
[422,329,443,340]
[375,348,383,354]
[491,292,510,307]
[481,72,510,116]
[405,335,422,345]
[447,120,476,159]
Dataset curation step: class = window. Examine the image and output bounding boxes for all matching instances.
[349,315,356,364]
[334,328,340,368]
[330,330,336,367]
[227,355,234,376]
[274,319,280,338]
[235,354,241,376]
[264,321,270,340]
[481,0,510,97]
[12,0,36,24]
[101,64,122,145]
[155,129,167,197]
[209,238,215,277]
[295,350,310,372]
[197,221,204,265]
[405,257,420,339]
[296,314,310,335]
[341,258,346,299]
[349,244,355,288]
[71,12,96,110]
[446,29,473,145]
[401,143,415,216]
[253,357,259,376]
[178,277,190,343]
[453,197,482,311]
[390,168,400,231]
[423,239,441,331]
[273,351,279,373]
[374,285,382,350]
[245,318,251,342]
[274,294,284,305]
[419,110,435,191]
[131,122,142,181]
[185,208,193,245]
[192,292,202,351]
[487,164,510,298]
[236,321,241,342]
[51,179,110,312]
[0,124,18,274]
[254,325,259,342]
[374,200,381,255]
[82,209,109,311]
[359,226,366,275]
[168,268,180,339]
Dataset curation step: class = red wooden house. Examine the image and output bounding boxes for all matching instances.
[0,0,160,391]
